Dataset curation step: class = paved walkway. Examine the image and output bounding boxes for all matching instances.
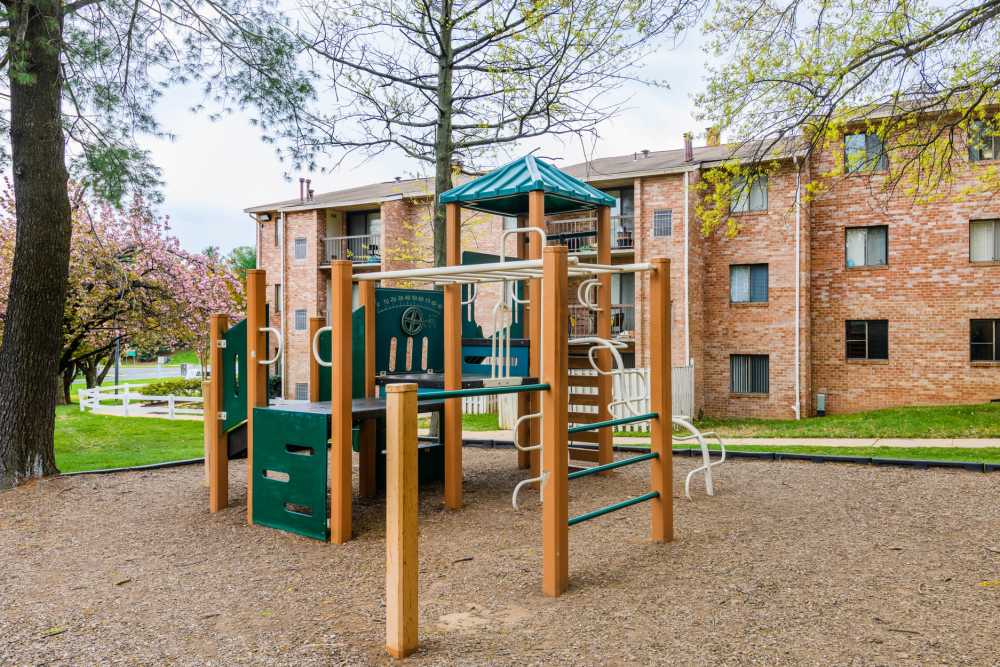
[463,429,1000,448]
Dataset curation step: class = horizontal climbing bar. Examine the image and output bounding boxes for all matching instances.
[417,383,550,401]
[568,452,658,480]
[567,412,657,434]
[568,491,659,527]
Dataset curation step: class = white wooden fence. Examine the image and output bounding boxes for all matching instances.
[79,383,204,419]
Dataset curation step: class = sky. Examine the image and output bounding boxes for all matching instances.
[144,36,708,255]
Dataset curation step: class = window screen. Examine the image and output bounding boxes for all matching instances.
[845,320,888,360]
[653,210,672,237]
[970,220,1000,261]
[730,355,769,394]
[294,383,309,400]
[294,309,307,331]
[294,237,307,260]
[845,226,888,267]
[730,174,768,213]
[730,264,768,303]
[845,133,888,172]
[971,319,999,361]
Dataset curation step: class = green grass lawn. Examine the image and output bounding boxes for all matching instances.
[167,349,200,366]
[55,406,203,473]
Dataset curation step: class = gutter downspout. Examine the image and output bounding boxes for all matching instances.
[793,159,802,420]
[683,170,690,364]
[280,210,287,398]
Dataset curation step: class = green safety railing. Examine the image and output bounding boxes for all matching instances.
[568,451,658,480]
[418,383,550,401]
[568,491,660,527]
[567,411,657,434]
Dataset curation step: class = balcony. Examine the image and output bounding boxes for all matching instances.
[546,216,634,252]
[322,234,380,265]
[568,304,636,339]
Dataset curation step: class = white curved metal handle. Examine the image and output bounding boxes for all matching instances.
[499,227,547,263]
[258,327,283,366]
[311,326,332,368]
[512,471,547,510]
[512,412,542,452]
[577,278,602,312]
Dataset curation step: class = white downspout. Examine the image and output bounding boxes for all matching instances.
[793,159,802,420]
[683,170,690,364]
[280,210,287,398]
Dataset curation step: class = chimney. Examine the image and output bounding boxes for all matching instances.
[641,149,650,158]
[299,177,305,201]
[706,126,721,147]
[305,179,312,201]
[683,133,693,161]
[394,176,402,182]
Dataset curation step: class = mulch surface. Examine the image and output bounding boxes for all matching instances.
[1,450,998,665]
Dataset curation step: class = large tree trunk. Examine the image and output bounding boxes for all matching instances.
[432,4,454,268]
[0,1,72,489]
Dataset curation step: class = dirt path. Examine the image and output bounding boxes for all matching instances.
[1,452,998,665]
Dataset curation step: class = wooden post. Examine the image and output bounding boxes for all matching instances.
[330,261,354,543]
[358,280,378,499]
[515,214,531,470]
[385,382,419,659]
[596,205,613,468]
[443,202,463,509]
[308,316,323,402]
[541,245,569,597]
[648,258,673,543]
[246,269,268,525]
[527,190,544,481]
[208,315,228,511]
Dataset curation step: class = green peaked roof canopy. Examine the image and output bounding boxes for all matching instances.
[439,154,616,216]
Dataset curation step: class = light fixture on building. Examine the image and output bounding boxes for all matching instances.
[258,213,273,222]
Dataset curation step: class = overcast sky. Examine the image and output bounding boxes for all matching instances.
[146,36,707,255]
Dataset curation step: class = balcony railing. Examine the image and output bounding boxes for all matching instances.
[322,234,380,265]
[546,216,634,251]
[568,304,636,338]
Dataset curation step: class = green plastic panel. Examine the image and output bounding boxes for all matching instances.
[461,251,523,338]
[252,407,329,540]
[221,319,247,432]
[318,307,366,402]
[374,288,443,374]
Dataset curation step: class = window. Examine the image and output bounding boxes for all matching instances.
[968,121,1000,162]
[845,320,888,360]
[274,219,280,246]
[294,308,307,331]
[347,210,381,237]
[971,319,1000,362]
[652,210,672,237]
[294,383,309,401]
[502,216,518,230]
[274,284,282,313]
[730,355,769,394]
[845,225,887,267]
[970,220,1000,262]
[730,174,768,213]
[293,237,307,260]
[730,264,768,303]
[844,132,887,173]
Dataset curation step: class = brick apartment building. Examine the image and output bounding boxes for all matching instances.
[245,131,1000,418]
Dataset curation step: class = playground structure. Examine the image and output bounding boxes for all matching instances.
[204,155,725,658]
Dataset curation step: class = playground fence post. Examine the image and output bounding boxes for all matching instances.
[648,257,674,542]
[246,269,268,526]
[358,280,377,499]
[443,201,463,509]
[595,204,613,469]
[208,314,229,512]
[330,260,354,543]
[541,245,569,597]
[385,382,419,658]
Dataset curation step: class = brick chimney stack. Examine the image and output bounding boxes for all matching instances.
[706,126,721,147]
[306,178,312,201]
[683,132,693,161]
[299,177,305,201]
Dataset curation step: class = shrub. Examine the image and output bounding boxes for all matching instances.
[142,378,203,397]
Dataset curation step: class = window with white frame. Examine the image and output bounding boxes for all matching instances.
[730,174,768,213]
[652,209,672,237]
[294,309,307,331]
[970,220,1000,262]
[845,226,887,267]
[844,132,888,172]
[971,319,1000,361]
[730,354,769,394]
[730,264,768,303]
[293,237,307,260]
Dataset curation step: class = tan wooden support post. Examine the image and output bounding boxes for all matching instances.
[246,269,268,525]
[596,205,613,468]
[330,261,354,543]
[385,382,419,659]
[541,245,569,597]
[527,190,545,481]
[443,202,463,509]
[208,314,229,512]
[515,214,531,470]
[308,316,324,403]
[648,258,674,542]
[358,280,378,499]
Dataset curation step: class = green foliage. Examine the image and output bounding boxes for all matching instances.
[142,378,204,397]
[226,246,256,282]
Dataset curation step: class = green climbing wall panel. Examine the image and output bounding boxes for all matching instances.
[221,319,247,432]
[252,407,329,540]
[375,287,444,373]
[317,307,366,402]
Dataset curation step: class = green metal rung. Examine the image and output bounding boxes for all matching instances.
[567,412,657,434]
[568,452,658,480]
[568,491,659,527]
[419,383,549,401]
